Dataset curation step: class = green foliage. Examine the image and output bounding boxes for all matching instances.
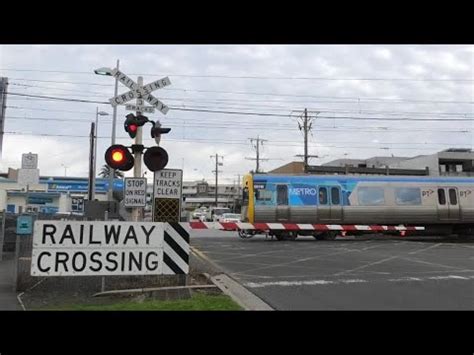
[99,164,124,179]
[41,293,242,311]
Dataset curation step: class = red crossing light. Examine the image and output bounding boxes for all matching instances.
[105,144,134,171]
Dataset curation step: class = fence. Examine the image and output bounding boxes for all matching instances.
[13,214,188,298]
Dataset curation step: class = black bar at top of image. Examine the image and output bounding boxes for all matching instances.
[0,7,472,44]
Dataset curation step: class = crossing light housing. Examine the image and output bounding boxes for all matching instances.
[124,113,149,138]
[143,146,169,171]
[105,144,134,171]
[150,121,171,144]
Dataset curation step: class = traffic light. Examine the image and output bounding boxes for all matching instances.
[144,146,169,171]
[150,121,171,144]
[104,144,134,171]
[124,113,149,138]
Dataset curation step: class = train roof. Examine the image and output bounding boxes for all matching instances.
[252,174,474,184]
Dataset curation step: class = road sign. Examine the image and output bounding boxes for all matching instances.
[17,168,40,186]
[153,169,183,222]
[153,169,182,199]
[124,177,147,207]
[108,73,171,115]
[125,104,155,114]
[142,93,169,114]
[30,221,189,276]
[16,215,33,235]
[111,69,139,91]
[22,153,38,169]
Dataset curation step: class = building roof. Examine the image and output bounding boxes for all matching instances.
[268,161,305,174]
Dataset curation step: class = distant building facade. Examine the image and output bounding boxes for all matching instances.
[269,148,474,177]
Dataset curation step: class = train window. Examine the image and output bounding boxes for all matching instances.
[331,187,340,205]
[358,187,385,205]
[319,187,328,205]
[438,189,446,205]
[449,189,457,205]
[256,189,272,201]
[276,185,288,206]
[395,187,421,205]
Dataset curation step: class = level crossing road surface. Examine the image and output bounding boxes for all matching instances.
[190,231,474,310]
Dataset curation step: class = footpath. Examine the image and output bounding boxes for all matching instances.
[0,254,20,310]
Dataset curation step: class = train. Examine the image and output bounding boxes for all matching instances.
[240,173,474,240]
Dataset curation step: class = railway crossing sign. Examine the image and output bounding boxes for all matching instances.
[126,104,155,114]
[107,68,171,115]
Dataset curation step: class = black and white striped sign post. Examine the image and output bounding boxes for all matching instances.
[163,223,190,274]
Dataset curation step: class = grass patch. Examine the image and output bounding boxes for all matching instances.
[40,293,242,311]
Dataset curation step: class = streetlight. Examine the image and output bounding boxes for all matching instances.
[61,164,68,177]
[94,60,119,201]
[91,107,110,201]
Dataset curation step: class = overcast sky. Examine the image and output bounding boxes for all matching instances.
[0,45,472,183]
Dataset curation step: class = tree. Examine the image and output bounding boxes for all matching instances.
[99,164,124,179]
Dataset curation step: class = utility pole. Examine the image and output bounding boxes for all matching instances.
[246,135,268,173]
[210,154,224,207]
[297,109,319,172]
[88,122,96,201]
[131,76,144,222]
[108,59,119,202]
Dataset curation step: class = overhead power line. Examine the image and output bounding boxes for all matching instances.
[2,68,473,82]
[4,131,470,152]
[7,78,474,105]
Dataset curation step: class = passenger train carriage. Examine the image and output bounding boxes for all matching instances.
[241,174,474,240]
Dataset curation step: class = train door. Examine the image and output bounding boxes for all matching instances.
[437,187,460,221]
[447,187,460,220]
[276,184,290,222]
[317,186,331,221]
[330,186,343,221]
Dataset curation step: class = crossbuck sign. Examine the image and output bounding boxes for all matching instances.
[107,68,171,115]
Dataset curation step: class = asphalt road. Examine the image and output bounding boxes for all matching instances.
[190,231,474,310]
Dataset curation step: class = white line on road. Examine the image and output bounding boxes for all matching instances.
[408,243,443,255]
[244,274,474,288]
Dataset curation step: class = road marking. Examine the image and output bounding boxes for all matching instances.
[388,277,423,282]
[334,256,398,276]
[399,256,463,270]
[244,274,474,288]
[428,275,469,280]
[408,243,442,255]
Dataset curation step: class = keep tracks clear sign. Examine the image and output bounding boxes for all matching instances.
[30,221,190,276]
[153,169,183,222]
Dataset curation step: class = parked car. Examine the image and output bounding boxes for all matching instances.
[217,213,242,223]
[206,207,231,221]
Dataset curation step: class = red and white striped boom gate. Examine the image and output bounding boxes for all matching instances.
[186,222,424,234]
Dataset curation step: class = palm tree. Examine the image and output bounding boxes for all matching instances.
[99,164,124,179]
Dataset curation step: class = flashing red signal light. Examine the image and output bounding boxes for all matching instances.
[124,113,148,138]
[105,144,134,171]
